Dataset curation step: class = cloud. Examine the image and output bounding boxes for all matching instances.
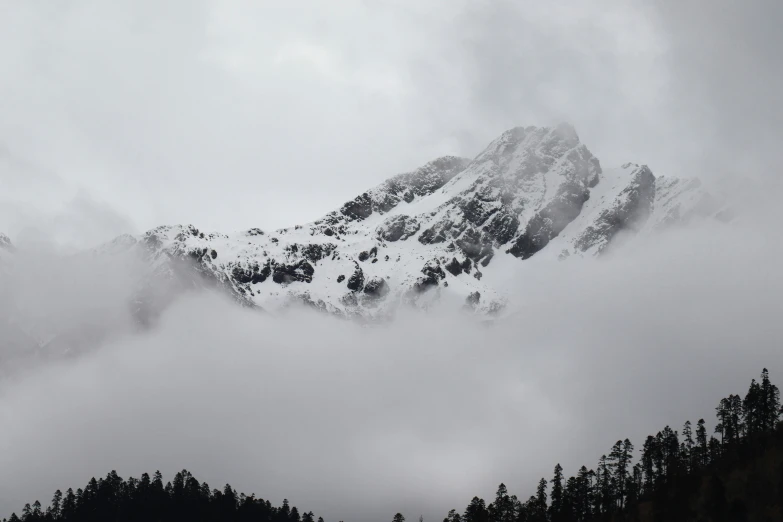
[2,2,782,521]
[0,149,135,250]
[8,0,776,234]
[0,208,781,521]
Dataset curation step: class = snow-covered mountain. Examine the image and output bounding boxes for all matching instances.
[1,124,725,323]
[91,124,722,320]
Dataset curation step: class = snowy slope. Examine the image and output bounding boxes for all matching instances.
[93,124,722,320]
[0,124,725,323]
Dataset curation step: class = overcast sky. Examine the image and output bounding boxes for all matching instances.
[2,0,781,249]
[1,2,783,521]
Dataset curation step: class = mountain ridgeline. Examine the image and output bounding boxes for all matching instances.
[81,124,725,321]
[4,368,781,522]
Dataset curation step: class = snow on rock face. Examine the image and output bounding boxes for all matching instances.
[100,124,722,320]
[571,163,656,254]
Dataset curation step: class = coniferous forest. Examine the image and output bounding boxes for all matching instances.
[4,369,782,522]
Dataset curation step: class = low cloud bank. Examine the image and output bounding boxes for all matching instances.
[0,214,781,522]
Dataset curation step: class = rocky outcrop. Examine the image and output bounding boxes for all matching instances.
[508,181,591,259]
[363,276,390,298]
[377,215,420,242]
[84,124,721,320]
[271,260,314,285]
[346,264,365,292]
[573,164,656,253]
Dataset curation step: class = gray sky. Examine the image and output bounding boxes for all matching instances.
[1,1,783,521]
[3,0,781,248]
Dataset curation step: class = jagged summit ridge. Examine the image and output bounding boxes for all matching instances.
[3,124,723,321]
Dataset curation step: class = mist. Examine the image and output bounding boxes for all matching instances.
[0,210,780,521]
[2,0,783,520]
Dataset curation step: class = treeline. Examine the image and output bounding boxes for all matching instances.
[2,470,322,522]
[5,369,782,522]
[432,368,782,522]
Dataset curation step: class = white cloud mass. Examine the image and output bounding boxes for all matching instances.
[1,0,782,520]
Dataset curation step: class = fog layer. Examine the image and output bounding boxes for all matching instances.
[0,214,780,521]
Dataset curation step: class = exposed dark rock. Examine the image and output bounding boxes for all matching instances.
[461,258,472,273]
[508,181,591,259]
[254,264,271,284]
[363,277,390,298]
[271,260,314,285]
[232,265,253,284]
[480,252,494,267]
[445,257,463,276]
[465,291,481,308]
[460,196,498,226]
[188,247,208,261]
[483,211,520,244]
[323,228,334,236]
[338,157,470,223]
[287,243,337,264]
[455,228,494,261]
[347,264,365,291]
[340,192,374,221]
[358,251,370,262]
[337,274,345,283]
[210,249,217,259]
[377,215,420,242]
[231,261,271,285]
[573,165,656,254]
[419,219,454,244]
[414,261,446,292]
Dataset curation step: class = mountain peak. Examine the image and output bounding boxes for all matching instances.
[92,126,721,320]
[475,123,584,167]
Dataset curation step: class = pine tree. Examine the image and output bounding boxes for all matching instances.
[562,476,578,521]
[743,379,762,436]
[596,455,613,514]
[715,398,728,445]
[729,394,745,441]
[682,421,694,471]
[463,497,488,522]
[444,509,462,522]
[61,488,76,520]
[696,419,709,468]
[49,490,62,520]
[761,368,782,431]
[549,464,564,518]
[489,483,517,522]
[536,477,548,517]
[641,435,656,494]
[576,466,593,520]
[392,513,406,522]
